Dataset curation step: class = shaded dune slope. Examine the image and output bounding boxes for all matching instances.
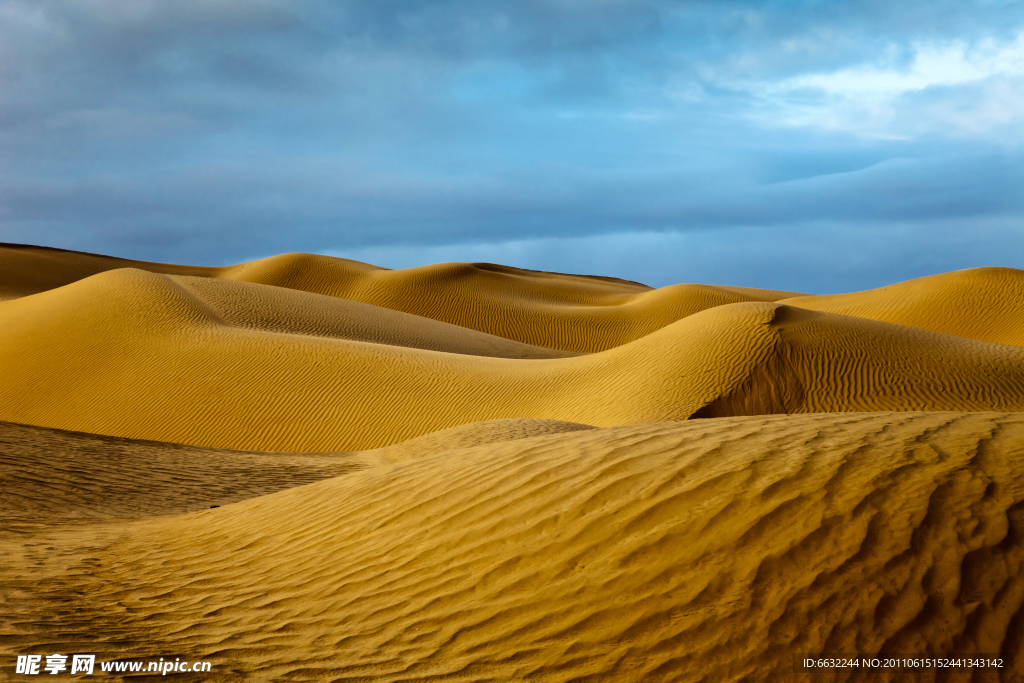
[693,304,1024,417]
[5,412,1024,682]
[0,243,223,302]
[3,269,1024,450]
[0,245,802,352]
[0,421,359,521]
[0,418,592,521]
[781,267,1024,347]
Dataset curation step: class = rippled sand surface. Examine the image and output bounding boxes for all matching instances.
[2,244,1023,681]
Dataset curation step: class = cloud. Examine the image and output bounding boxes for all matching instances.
[747,30,1024,137]
[792,33,1024,95]
[0,0,1022,290]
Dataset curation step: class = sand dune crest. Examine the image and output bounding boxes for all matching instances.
[781,267,1024,346]
[1,269,1024,450]
[695,303,1024,417]
[0,245,805,352]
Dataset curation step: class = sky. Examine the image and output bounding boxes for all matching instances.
[1,0,1023,293]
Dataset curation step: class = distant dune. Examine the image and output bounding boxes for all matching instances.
[2,244,1024,682]
[781,267,1024,347]
[2,267,1024,450]
[0,244,802,352]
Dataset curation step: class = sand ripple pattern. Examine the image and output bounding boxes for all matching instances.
[0,269,782,450]
[1,267,1024,451]
[4,413,1024,682]
[781,267,1024,347]
[0,421,362,520]
[0,270,1019,450]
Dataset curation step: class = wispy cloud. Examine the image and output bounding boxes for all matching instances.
[744,30,1024,137]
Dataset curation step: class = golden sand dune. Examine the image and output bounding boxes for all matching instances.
[0,245,801,352]
[358,417,596,463]
[222,253,803,352]
[0,247,571,360]
[692,304,1024,417]
[781,267,1024,346]
[172,274,574,359]
[0,267,774,450]
[0,420,360,520]
[0,243,219,302]
[3,267,1024,451]
[4,245,1024,682]
[4,412,1023,682]
[0,418,593,521]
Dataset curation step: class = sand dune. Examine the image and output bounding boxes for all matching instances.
[3,267,1024,451]
[0,243,222,302]
[9,246,1023,354]
[0,245,802,352]
[222,253,804,352]
[781,267,1024,346]
[0,267,775,450]
[358,417,596,464]
[4,245,1024,681]
[170,274,575,359]
[0,418,593,522]
[4,412,1023,682]
[0,420,361,520]
[693,304,1024,417]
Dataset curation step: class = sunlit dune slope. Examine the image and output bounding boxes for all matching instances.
[225,253,803,352]
[0,268,779,450]
[359,417,596,464]
[781,267,1024,346]
[172,275,574,359]
[0,244,803,352]
[5,413,1024,682]
[0,247,571,359]
[2,267,1024,451]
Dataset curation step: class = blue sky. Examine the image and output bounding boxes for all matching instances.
[1,0,1023,292]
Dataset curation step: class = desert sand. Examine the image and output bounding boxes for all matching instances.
[780,267,1024,347]
[2,244,1024,682]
